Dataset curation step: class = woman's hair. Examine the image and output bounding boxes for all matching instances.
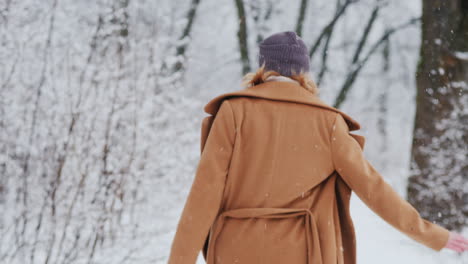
[241,64,319,95]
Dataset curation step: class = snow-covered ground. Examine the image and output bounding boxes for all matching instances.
[351,194,468,264]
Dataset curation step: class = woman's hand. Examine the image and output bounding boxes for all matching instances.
[444,231,468,253]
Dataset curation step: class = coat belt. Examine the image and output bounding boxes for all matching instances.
[206,207,323,264]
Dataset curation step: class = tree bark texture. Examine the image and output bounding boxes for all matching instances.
[408,0,468,230]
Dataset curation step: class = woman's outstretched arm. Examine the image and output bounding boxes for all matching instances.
[330,113,451,251]
[168,100,236,263]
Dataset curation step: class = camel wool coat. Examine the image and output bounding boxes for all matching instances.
[168,80,450,264]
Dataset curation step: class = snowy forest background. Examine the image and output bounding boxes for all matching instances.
[0,0,466,263]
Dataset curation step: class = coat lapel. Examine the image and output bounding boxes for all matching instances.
[204,81,361,132]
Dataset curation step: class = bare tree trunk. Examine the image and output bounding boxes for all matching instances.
[173,0,201,72]
[316,0,349,86]
[251,0,274,44]
[407,0,468,230]
[234,0,251,74]
[295,0,309,36]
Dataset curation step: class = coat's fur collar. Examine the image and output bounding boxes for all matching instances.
[204,81,361,131]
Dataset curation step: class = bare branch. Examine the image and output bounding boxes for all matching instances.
[351,4,381,64]
[309,0,356,59]
[316,0,344,86]
[316,31,333,86]
[19,1,58,261]
[333,17,421,108]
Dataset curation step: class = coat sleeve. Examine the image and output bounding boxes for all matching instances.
[330,113,450,251]
[168,100,236,263]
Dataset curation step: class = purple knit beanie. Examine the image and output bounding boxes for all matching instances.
[259,31,310,77]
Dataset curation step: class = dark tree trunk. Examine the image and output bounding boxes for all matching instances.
[173,0,201,73]
[295,0,309,36]
[407,0,468,230]
[234,0,251,74]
